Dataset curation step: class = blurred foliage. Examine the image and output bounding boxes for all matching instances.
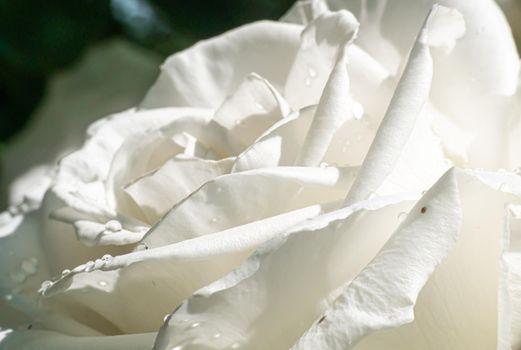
[0,0,294,143]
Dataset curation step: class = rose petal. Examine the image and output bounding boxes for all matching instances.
[284,9,359,109]
[332,0,402,74]
[140,21,302,109]
[36,165,357,333]
[213,73,291,146]
[142,166,356,248]
[124,157,235,222]
[151,191,417,349]
[0,211,51,320]
[499,204,521,349]
[293,169,461,349]
[103,109,213,222]
[41,192,136,275]
[345,5,461,205]
[296,48,354,166]
[351,170,520,349]
[53,107,198,221]
[0,210,103,336]
[232,107,315,171]
[39,205,322,334]
[335,0,520,168]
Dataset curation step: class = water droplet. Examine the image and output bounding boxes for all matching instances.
[235,119,242,126]
[352,102,364,120]
[61,269,71,276]
[255,102,265,111]
[213,332,222,339]
[170,346,184,350]
[319,162,328,168]
[98,280,108,287]
[21,258,38,275]
[4,294,13,301]
[39,280,53,294]
[397,212,408,223]
[305,76,312,87]
[101,254,113,262]
[85,261,95,272]
[231,343,241,349]
[211,217,218,223]
[73,264,86,273]
[190,322,201,328]
[42,280,52,288]
[136,243,149,251]
[163,314,170,322]
[10,271,26,283]
[105,220,122,232]
[307,65,317,78]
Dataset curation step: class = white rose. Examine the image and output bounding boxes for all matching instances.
[1,1,521,349]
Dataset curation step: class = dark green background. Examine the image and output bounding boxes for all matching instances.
[0,0,294,144]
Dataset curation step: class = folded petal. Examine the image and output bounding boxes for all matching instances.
[142,166,355,248]
[293,169,461,349]
[213,73,291,146]
[284,9,359,109]
[335,0,520,168]
[351,170,521,349]
[232,107,315,171]
[124,157,235,222]
[151,192,418,349]
[38,205,322,334]
[53,107,198,221]
[296,47,353,166]
[345,5,462,205]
